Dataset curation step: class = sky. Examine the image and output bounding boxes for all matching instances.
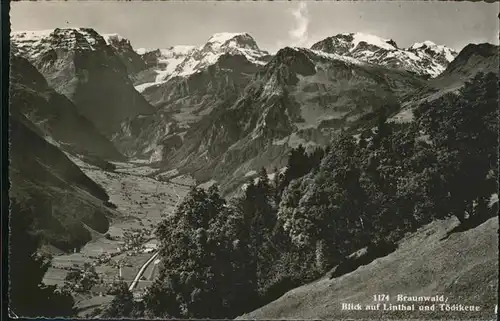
[10,1,500,53]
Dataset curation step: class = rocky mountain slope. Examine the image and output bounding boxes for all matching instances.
[122,33,428,193]
[9,54,124,160]
[185,47,426,191]
[92,32,456,193]
[162,37,495,195]
[431,43,499,89]
[310,32,457,78]
[102,33,147,77]
[9,108,117,252]
[114,33,273,161]
[11,28,155,137]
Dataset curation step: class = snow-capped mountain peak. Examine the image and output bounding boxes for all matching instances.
[102,33,127,45]
[101,33,137,55]
[135,32,270,92]
[204,32,260,51]
[311,32,398,55]
[311,32,457,77]
[169,32,268,78]
[11,29,55,40]
[159,45,197,58]
[411,40,438,49]
[11,28,110,58]
[409,40,456,63]
[207,32,248,42]
[12,29,148,77]
[135,47,151,55]
[343,32,398,51]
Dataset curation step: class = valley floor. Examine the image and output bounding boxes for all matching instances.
[238,216,498,321]
[42,158,194,316]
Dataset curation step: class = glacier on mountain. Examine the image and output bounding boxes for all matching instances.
[346,32,397,51]
[134,33,269,92]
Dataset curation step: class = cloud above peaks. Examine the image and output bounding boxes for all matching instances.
[289,2,309,47]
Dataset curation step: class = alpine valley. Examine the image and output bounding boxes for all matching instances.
[8,27,499,319]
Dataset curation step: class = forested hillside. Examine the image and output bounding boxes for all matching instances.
[101,72,498,318]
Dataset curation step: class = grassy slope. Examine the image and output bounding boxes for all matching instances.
[239,216,498,320]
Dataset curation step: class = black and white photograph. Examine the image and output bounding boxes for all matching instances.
[6,0,499,319]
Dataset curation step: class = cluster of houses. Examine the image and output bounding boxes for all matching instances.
[142,242,158,253]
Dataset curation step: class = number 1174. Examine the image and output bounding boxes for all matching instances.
[374,294,390,302]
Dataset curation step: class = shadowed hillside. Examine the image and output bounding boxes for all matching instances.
[9,55,124,161]
[9,109,116,252]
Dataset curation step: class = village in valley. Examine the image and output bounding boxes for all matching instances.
[42,158,194,316]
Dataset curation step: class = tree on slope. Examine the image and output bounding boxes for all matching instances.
[416,72,499,223]
[145,185,257,318]
[102,280,143,318]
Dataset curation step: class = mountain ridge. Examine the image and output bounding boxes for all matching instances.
[11,28,156,139]
[9,54,125,161]
[310,32,457,78]
[145,43,427,194]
